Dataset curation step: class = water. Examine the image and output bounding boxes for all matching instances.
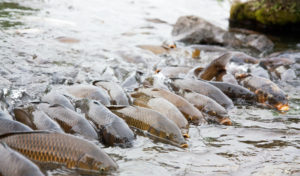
[0,0,299,175]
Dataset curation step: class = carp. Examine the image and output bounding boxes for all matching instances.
[93,81,130,105]
[237,75,289,111]
[75,99,135,147]
[0,131,118,173]
[172,78,234,109]
[14,105,64,133]
[0,115,32,135]
[66,85,111,105]
[0,142,44,176]
[156,66,191,78]
[208,81,256,104]
[183,92,231,125]
[199,53,232,80]
[109,106,188,148]
[135,88,205,124]
[131,92,189,137]
[38,103,98,140]
[41,91,75,110]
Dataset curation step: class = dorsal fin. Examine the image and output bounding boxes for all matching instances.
[0,130,53,140]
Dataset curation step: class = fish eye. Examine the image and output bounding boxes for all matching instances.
[100,167,106,172]
[93,101,100,105]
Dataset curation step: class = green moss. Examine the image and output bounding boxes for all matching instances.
[0,2,37,28]
[230,0,300,26]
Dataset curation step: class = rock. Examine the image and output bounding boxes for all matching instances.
[172,15,274,52]
[243,34,274,52]
[172,15,241,47]
[229,0,300,36]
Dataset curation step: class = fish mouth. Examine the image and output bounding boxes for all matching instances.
[275,103,289,111]
[219,117,232,126]
[180,143,188,148]
[183,133,190,139]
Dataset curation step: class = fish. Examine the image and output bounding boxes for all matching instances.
[208,81,256,104]
[198,53,232,80]
[66,85,111,105]
[0,141,44,176]
[143,74,171,90]
[108,106,188,148]
[0,116,32,135]
[0,131,118,173]
[13,105,64,133]
[38,103,98,140]
[121,71,144,92]
[135,88,205,124]
[137,45,169,55]
[41,91,75,110]
[215,72,238,85]
[183,92,231,125]
[75,99,135,147]
[230,52,259,64]
[131,92,189,137]
[93,81,130,105]
[237,74,289,111]
[155,66,191,78]
[172,78,234,109]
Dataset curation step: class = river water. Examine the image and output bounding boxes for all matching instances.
[0,0,299,176]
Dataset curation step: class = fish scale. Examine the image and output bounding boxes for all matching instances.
[0,131,118,173]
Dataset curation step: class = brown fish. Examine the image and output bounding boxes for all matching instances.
[0,131,118,173]
[0,142,44,176]
[66,85,111,105]
[199,53,232,80]
[75,99,135,147]
[14,105,64,133]
[0,116,32,135]
[237,75,289,111]
[109,106,188,148]
[208,81,256,104]
[38,103,98,140]
[93,81,130,105]
[172,78,234,109]
[42,91,75,110]
[183,92,231,125]
[131,92,189,137]
[136,88,205,124]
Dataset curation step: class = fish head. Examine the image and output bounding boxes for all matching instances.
[13,107,35,128]
[74,99,90,113]
[164,132,188,148]
[77,152,118,173]
[101,121,135,148]
[267,92,289,111]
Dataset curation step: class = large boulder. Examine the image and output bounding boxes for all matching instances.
[172,15,274,52]
[229,0,300,36]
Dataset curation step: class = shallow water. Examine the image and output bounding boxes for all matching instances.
[0,0,300,176]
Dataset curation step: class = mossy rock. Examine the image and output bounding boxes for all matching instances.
[229,0,300,36]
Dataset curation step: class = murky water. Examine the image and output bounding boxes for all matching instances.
[0,0,299,175]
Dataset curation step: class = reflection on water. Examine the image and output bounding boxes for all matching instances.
[0,0,300,175]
